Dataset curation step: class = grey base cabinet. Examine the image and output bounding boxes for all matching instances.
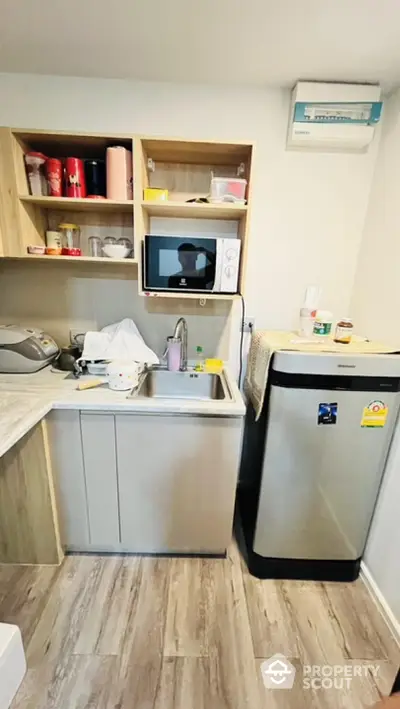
[47,410,90,549]
[115,414,242,554]
[48,410,242,554]
[80,413,120,548]
[48,410,120,552]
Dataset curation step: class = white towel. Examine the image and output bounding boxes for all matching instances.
[80,318,159,365]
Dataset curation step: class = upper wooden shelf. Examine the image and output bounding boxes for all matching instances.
[141,200,247,220]
[139,137,252,166]
[5,254,138,265]
[19,195,134,213]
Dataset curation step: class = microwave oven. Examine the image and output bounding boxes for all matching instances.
[143,235,241,294]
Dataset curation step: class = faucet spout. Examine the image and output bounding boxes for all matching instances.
[173,317,188,371]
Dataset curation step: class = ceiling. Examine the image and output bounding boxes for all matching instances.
[1,0,400,90]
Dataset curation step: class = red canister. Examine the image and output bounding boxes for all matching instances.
[46,158,63,197]
[65,157,86,198]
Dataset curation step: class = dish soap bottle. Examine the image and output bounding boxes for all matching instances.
[195,345,205,372]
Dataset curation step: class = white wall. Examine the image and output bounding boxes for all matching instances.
[0,259,232,360]
[351,88,400,626]
[0,72,379,330]
[351,89,400,343]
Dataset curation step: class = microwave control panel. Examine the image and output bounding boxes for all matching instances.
[220,240,241,292]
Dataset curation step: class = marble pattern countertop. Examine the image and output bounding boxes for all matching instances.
[0,367,245,459]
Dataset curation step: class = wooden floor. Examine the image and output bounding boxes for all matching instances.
[0,540,398,709]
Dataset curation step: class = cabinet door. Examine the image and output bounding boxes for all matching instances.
[47,410,89,549]
[115,414,242,553]
[80,413,120,548]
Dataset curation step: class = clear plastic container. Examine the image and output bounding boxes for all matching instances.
[210,176,247,204]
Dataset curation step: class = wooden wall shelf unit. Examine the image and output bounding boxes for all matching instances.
[19,195,134,213]
[4,255,138,265]
[0,128,254,299]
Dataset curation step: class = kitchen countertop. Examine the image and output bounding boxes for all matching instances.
[0,366,245,459]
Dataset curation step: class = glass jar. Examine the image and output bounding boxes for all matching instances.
[104,236,117,246]
[334,318,353,344]
[88,236,103,258]
[45,230,62,256]
[59,223,81,256]
[117,237,133,256]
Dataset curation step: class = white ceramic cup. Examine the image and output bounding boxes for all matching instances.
[106,360,142,391]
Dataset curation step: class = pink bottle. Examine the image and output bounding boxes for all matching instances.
[165,337,182,372]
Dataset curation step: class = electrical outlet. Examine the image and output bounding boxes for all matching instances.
[242,317,255,333]
[69,329,86,347]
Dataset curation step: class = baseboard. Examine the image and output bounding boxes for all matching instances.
[360,561,400,647]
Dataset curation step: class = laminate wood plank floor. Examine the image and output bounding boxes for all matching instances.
[0,541,398,709]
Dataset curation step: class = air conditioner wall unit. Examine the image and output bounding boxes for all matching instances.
[287,82,382,152]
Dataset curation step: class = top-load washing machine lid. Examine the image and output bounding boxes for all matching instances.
[271,350,400,379]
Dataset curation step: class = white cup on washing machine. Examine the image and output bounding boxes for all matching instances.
[106,360,142,391]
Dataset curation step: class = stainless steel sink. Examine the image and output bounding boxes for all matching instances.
[131,369,232,401]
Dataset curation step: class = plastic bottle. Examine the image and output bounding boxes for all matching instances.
[298,285,320,337]
[195,345,205,372]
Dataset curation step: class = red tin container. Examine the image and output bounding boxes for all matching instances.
[46,158,63,197]
[65,157,86,198]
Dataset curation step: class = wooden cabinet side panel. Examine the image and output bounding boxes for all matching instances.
[0,421,63,564]
[47,409,90,549]
[238,144,254,294]
[80,413,120,547]
[133,137,148,279]
[0,128,23,256]
[116,414,242,553]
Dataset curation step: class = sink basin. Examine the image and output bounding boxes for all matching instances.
[133,369,232,401]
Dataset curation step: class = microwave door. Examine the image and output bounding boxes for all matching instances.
[144,235,217,292]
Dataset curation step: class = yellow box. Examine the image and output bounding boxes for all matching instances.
[143,188,169,202]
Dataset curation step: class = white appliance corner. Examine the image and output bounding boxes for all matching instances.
[360,561,400,648]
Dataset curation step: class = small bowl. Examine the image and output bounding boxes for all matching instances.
[27,245,46,255]
[102,244,130,259]
[87,361,109,375]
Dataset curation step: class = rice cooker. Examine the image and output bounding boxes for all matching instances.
[0,325,59,373]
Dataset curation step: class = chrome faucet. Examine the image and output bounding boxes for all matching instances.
[173,317,188,371]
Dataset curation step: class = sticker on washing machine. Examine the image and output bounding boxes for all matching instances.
[318,402,338,425]
[361,400,388,428]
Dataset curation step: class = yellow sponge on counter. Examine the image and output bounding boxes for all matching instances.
[204,358,223,373]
